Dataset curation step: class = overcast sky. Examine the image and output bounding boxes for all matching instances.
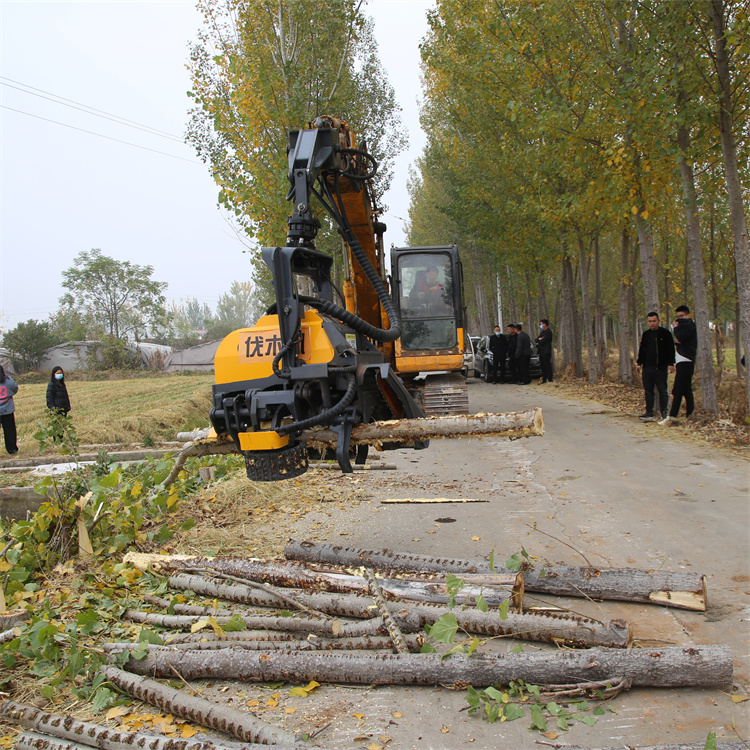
[0,0,431,334]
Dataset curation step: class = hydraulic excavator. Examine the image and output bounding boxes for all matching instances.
[208,117,468,480]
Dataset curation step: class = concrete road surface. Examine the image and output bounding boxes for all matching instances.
[265,380,750,749]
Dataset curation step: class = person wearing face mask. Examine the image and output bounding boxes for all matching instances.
[535,319,554,383]
[46,366,71,440]
[487,325,508,383]
[0,365,19,455]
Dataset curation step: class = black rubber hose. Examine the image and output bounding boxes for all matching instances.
[277,374,357,435]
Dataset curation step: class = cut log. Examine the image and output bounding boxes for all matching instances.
[104,633,424,653]
[168,573,630,648]
[0,700,287,750]
[284,540,708,611]
[300,408,544,447]
[17,732,94,750]
[116,644,732,689]
[163,409,544,486]
[99,666,304,747]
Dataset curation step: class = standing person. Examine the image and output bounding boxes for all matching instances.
[515,324,532,384]
[636,312,675,421]
[535,319,554,383]
[660,305,697,425]
[46,366,71,441]
[506,324,518,383]
[0,365,19,455]
[487,325,508,383]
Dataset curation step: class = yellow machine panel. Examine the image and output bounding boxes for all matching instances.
[214,310,336,384]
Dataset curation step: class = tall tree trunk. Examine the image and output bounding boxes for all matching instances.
[594,234,606,377]
[560,251,578,375]
[619,227,633,384]
[495,273,504,331]
[577,233,598,383]
[676,105,718,412]
[524,270,534,330]
[475,283,491,335]
[507,264,519,323]
[634,211,660,315]
[631,235,640,361]
[709,0,750,418]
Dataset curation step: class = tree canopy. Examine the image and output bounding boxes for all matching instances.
[59,249,169,341]
[186,0,407,268]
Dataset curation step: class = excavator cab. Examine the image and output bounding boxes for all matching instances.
[391,245,468,415]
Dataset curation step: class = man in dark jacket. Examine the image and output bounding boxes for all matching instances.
[506,324,518,382]
[660,305,697,424]
[636,312,675,421]
[487,325,507,383]
[535,319,553,383]
[515,324,532,384]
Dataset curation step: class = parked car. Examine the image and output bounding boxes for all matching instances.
[474,334,542,382]
[463,335,477,379]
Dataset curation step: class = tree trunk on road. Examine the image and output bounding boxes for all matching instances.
[116,645,733,689]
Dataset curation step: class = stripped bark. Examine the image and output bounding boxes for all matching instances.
[284,541,708,611]
[116,645,733,689]
[98,666,303,747]
[141,557,522,609]
[0,701,278,750]
[168,574,631,648]
[17,732,92,750]
[105,634,424,653]
[364,569,409,654]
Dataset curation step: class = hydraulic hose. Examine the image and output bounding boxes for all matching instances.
[276,374,357,435]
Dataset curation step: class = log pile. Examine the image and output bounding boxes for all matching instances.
[3,544,731,749]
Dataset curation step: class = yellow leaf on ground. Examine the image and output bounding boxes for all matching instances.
[731,695,750,703]
[543,731,559,739]
[441,726,450,733]
[368,745,382,750]
[190,619,209,633]
[283,707,298,714]
[353,713,366,720]
[105,706,130,720]
[471,536,480,541]
[391,712,402,718]
[266,698,279,708]
[246,700,260,707]
[180,726,200,738]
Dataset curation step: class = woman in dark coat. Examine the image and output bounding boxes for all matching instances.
[46,366,71,415]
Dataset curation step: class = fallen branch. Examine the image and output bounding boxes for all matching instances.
[0,700,284,750]
[99,666,304,747]
[168,573,630,648]
[136,556,523,609]
[284,540,708,611]
[123,609,395,638]
[380,497,488,503]
[364,569,409,654]
[115,645,733,689]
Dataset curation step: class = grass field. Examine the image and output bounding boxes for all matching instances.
[9,373,215,455]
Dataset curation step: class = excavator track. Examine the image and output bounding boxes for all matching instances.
[421,373,469,416]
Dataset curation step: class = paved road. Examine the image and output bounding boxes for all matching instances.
[280,380,750,749]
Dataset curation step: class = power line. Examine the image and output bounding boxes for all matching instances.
[1,105,201,165]
[0,76,183,142]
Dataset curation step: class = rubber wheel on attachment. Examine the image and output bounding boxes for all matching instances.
[243,441,308,481]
